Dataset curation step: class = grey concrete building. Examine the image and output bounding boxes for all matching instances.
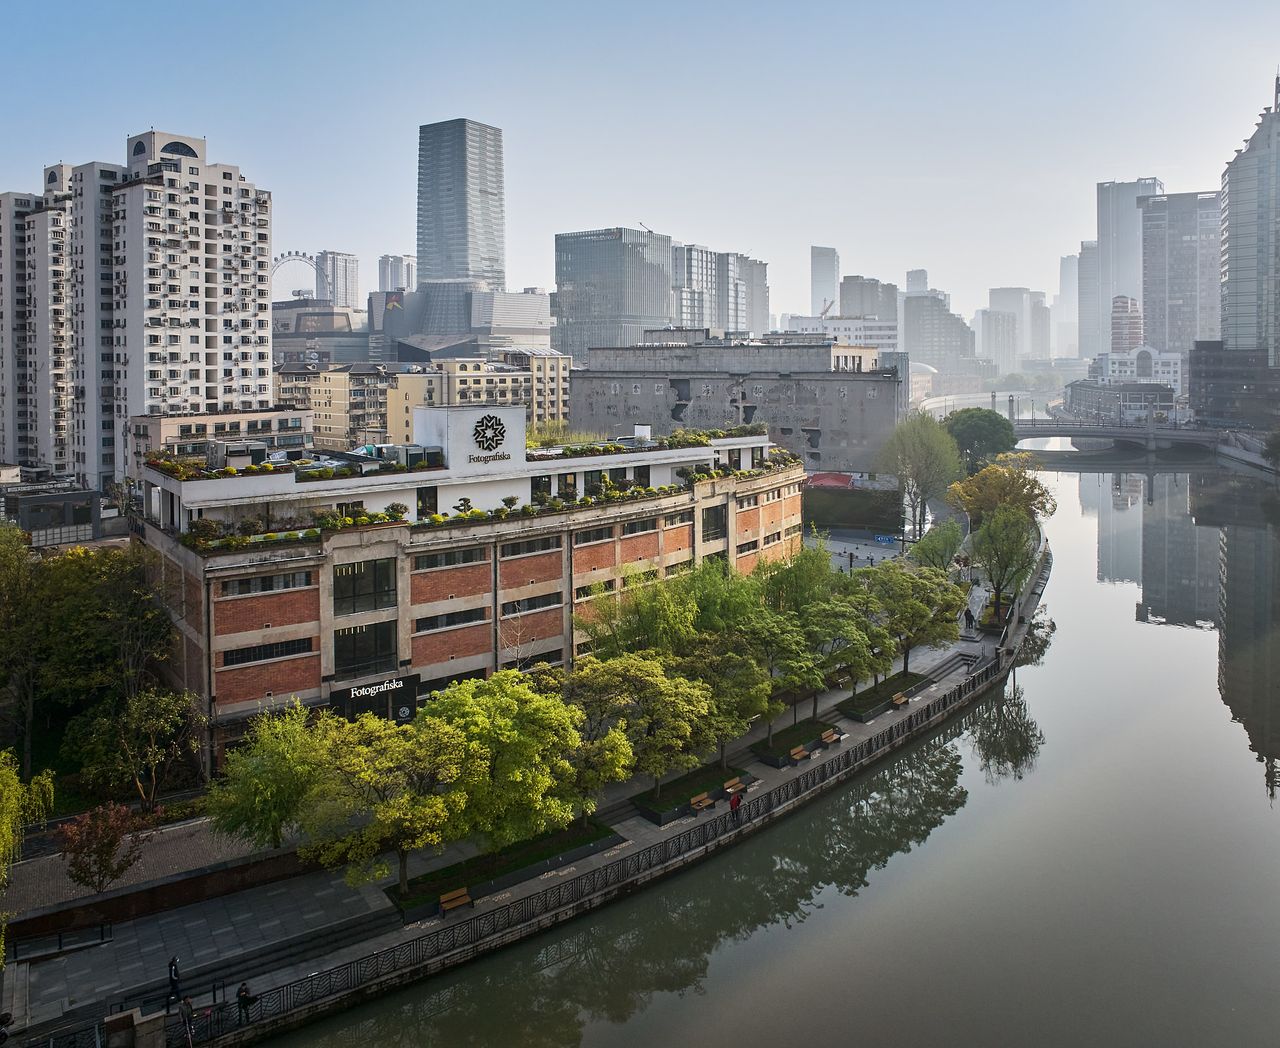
[1078,240,1100,358]
[1094,177,1164,353]
[1140,192,1220,366]
[839,275,899,320]
[902,294,975,374]
[572,336,902,473]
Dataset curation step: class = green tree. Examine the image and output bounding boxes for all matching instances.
[754,540,839,616]
[303,712,469,895]
[879,413,964,539]
[668,641,771,769]
[910,518,964,575]
[944,407,1016,473]
[557,657,636,819]
[0,749,53,965]
[574,572,698,659]
[947,451,1057,526]
[971,505,1041,622]
[67,689,205,811]
[0,524,42,779]
[618,655,713,798]
[430,671,583,849]
[207,701,321,849]
[855,561,964,675]
[740,610,820,744]
[57,802,155,894]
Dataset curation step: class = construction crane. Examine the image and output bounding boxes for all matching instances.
[819,297,836,319]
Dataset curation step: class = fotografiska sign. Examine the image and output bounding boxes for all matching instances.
[468,413,510,464]
[330,673,420,723]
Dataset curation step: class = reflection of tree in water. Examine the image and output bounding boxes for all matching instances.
[1014,606,1057,668]
[278,734,974,1047]
[967,684,1045,785]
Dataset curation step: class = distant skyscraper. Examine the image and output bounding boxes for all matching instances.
[989,287,1033,358]
[1078,240,1100,358]
[902,295,974,373]
[739,256,770,336]
[417,118,505,289]
[839,275,899,320]
[1053,254,1079,358]
[810,246,839,315]
[552,227,673,359]
[1093,177,1163,353]
[670,246,768,334]
[317,251,359,309]
[1111,296,1144,353]
[1140,192,1219,366]
[974,309,1018,375]
[378,254,417,292]
[1029,292,1051,359]
[905,269,928,295]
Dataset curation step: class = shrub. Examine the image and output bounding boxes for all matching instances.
[58,803,157,894]
[263,532,278,541]
[188,517,223,542]
[428,513,447,526]
[304,529,320,540]
[226,535,249,550]
[385,502,409,521]
[502,495,520,509]
[521,504,538,516]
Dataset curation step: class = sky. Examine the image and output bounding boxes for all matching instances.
[3,0,1278,320]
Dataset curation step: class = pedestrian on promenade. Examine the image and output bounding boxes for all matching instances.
[964,607,976,631]
[729,790,742,822]
[237,983,254,1025]
[167,956,182,1009]
[179,997,195,1045]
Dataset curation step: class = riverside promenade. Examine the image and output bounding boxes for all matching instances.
[5,552,1050,1047]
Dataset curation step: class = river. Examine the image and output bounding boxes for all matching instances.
[273,457,1280,1047]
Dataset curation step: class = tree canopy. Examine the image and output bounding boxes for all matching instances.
[910,519,964,575]
[855,560,965,675]
[944,407,1017,473]
[0,748,53,964]
[947,451,1057,526]
[879,413,964,539]
[971,504,1041,621]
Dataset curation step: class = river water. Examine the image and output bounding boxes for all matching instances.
[274,459,1280,1047]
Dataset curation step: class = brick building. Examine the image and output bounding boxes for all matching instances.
[137,405,804,765]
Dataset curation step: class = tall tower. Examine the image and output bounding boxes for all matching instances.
[1111,295,1144,353]
[1140,191,1220,364]
[1095,177,1163,352]
[810,246,839,315]
[317,251,359,308]
[1078,240,1100,358]
[416,119,506,289]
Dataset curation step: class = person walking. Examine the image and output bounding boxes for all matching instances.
[729,790,743,823]
[964,607,976,631]
[179,996,195,1046]
[167,956,182,1009]
[237,983,253,1025]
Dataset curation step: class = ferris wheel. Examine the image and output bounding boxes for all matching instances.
[271,250,329,302]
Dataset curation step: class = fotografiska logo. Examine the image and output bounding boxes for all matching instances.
[470,413,511,463]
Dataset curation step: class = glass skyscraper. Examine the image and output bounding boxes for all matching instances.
[416,119,505,289]
[551,228,673,359]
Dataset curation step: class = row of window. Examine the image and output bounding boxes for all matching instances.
[220,570,313,596]
[415,607,488,633]
[223,637,313,667]
[501,591,563,617]
[414,547,487,571]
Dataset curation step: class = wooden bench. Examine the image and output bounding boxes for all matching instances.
[439,887,473,914]
[892,693,910,708]
[723,777,746,795]
[690,791,715,813]
[789,746,810,764]
[820,728,848,745]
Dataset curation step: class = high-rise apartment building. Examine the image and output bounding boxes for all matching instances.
[1140,192,1220,364]
[0,132,271,488]
[989,287,1033,358]
[973,309,1018,376]
[902,294,975,373]
[905,269,928,295]
[1111,296,1144,353]
[739,256,770,336]
[1078,240,1100,358]
[552,227,673,359]
[1092,177,1163,354]
[1053,254,1079,358]
[1029,291,1051,359]
[416,119,505,289]
[810,246,839,315]
[378,254,417,292]
[839,275,899,320]
[317,250,359,308]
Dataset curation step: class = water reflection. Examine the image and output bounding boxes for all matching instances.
[270,708,1022,1048]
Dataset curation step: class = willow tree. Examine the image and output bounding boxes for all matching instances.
[879,414,964,539]
[1,749,53,965]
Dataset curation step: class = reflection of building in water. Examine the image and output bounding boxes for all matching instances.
[1093,473,1144,583]
[1136,473,1219,627]
[1190,473,1280,797]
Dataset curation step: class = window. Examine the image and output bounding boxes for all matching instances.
[764,531,782,546]
[702,505,728,542]
[502,649,563,671]
[221,571,312,596]
[222,637,313,667]
[574,526,614,546]
[785,523,803,537]
[501,591,563,617]
[531,474,552,499]
[501,535,561,558]
[665,560,693,577]
[623,569,660,588]
[416,486,437,517]
[736,494,759,509]
[333,620,397,680]
[416,607,488,632]
[736,539,759,555]
[622,518,657,536]
[414,547,487,571]
[665,510,694,527]
[333,558,397,615]
[575,579,616,600]
[633,465,650,487]
[583,469,603,495]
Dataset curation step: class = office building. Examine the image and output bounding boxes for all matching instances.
[1030,291,1051,359]
[779,315,897,355]
[988,288,1032,359]
[271,300,370,365]
[125,407,313,485]
[378,254,417,293]
[136,404,804,761]
[905,269,928,295]
[1140,192,1220,366]
[0,132,271,490]
[1078,240,1100,358]
[903,295,975,374]
[417,119,505,289]
[1089,345,1183,395]
[810,246,839,315]
[572,334,903,473]
[317,251,359,309]
[1053,254,1079,358]
[739,256,770,337]
[1092,178,1164,353]
[839,275,899,320]
[552,227,673,359]
[973,309,1018,375]
[1111,296,1144,353]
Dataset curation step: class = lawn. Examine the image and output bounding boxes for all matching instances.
[837,671,928,717]
[630,764,747,811]
[388,819,617,910]
[751,718,834,760]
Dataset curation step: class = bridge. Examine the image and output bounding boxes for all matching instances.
[1011,418,1226,451]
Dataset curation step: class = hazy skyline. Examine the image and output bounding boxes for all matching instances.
[4,0,1278,319]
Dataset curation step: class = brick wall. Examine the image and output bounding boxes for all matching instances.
[663,524,693,555]
[183,571,203,631]
[411,563,492,604]
[619,532,660,563]
[500,606,564,646]
[412,622,493,665]
[215,653,321,706]
[498,550,563,588]
[572,541,617,573]
[213,589,321,636]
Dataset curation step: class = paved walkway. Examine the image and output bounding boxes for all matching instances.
[8,582,996,1036]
